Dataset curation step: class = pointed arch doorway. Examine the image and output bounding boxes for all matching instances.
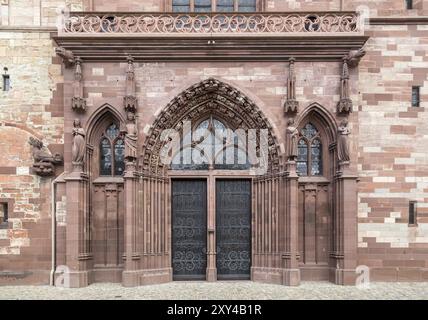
[125,78,286,285]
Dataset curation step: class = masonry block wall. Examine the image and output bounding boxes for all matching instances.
[0,0,427,284]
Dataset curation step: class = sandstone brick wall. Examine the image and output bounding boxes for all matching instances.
[0,24,65,282]
[357,23,428,281]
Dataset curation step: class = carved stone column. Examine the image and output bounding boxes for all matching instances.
[64,171,92,287]
[332,163,358,285]
[281,161,301,286]
[122,162,141,287]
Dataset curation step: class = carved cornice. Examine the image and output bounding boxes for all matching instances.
[54,11,368,61]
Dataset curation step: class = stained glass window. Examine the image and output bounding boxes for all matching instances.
[171,116,250,170]
[296,123,323,176]
[100,123,125,176]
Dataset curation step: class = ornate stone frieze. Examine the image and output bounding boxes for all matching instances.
[284,58,299,114]
[71,57,86,112]
[28,137,63,177]
[337,57,352,114]
[62,12,360,34]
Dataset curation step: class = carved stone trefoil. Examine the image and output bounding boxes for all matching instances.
[55,47,75,68]
[71,57,86,112]
[28,137,63,177]
[123,55,138,113]
[337,57,352,114]
[284,58,299,114]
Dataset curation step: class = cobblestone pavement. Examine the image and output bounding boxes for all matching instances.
[0,281,427,300]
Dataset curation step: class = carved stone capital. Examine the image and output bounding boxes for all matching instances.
[124,96,138,114]
[337,98,353,114]
[284,99,299,114]
[72,97,86,112]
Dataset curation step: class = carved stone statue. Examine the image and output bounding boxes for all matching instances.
[286,118,299,161]
[122,112,138,163]
[337,119,351,163]
[72,119,86,165]
[28,137,63,176]
[346,48,366,68]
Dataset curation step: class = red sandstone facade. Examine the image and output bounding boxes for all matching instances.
[0,0,427,287]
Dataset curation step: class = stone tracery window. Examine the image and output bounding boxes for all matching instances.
[171,116,250,170]
[296,123,323,176]
[172,0,257,12]
[100,123,125,176]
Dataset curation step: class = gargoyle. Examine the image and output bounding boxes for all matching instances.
[28,137,63,176]
[55,47,75,68]
[345,48,366,68]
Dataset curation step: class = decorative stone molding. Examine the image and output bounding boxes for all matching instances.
[28,137,63,177]
[71,57,86,112]
[55,47,76,68]
[284,57,299,114]
[61,12,360,35]
[337,57,352,114]
[123,55,137,113]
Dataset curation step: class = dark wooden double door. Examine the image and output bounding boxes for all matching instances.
[172,179,251,280]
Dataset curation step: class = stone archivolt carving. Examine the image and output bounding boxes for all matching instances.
[337,57,352,114]
[284,57,299,114]
[337,119,351,163]
[62,12,360,34]
[55,47,75,68]
[28,137,63,177]
[286,118,298,161]
[141,78,282,175]
[72,119,86,169]
[123,55,138,113]
[72,57,86,112]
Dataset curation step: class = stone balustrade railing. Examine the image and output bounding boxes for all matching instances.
[60,12,361,35]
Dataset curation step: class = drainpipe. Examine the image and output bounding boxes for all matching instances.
[50,172,66,286]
